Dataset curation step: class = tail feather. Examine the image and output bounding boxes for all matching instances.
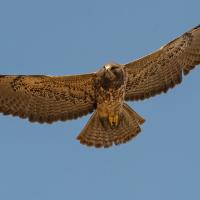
[77,103,145,148]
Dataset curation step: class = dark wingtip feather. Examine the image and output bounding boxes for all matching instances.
[193,24,200,30]
[0,75,7,78]
[187,24,200,33]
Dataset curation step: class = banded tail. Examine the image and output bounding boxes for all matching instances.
[77,103,145,148]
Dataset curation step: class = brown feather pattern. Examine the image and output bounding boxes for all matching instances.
[0,25,200,148]
[77,104,145,148]
[125,25,200,101]
[0,74,96,123]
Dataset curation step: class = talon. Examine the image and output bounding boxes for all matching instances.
[108,114,119,127]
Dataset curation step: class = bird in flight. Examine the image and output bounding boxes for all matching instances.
[0,25,200,148]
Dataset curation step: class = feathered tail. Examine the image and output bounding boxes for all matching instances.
[76,103,145,148]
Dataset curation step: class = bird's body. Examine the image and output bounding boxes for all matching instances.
[95,64,127,127]
[0,25,200,148]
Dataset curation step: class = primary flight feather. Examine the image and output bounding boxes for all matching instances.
[0,25,200,148]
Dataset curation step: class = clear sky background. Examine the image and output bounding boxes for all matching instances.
[0,0,200,200]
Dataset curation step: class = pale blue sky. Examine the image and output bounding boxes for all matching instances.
[0,0,200,200]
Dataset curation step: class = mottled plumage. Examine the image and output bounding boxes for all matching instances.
[0,25,200,148]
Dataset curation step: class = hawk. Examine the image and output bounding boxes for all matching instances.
[0,25,200,148]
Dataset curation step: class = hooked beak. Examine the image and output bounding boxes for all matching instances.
[104,64,111,70]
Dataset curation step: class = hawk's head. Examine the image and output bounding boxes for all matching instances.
[97,63,126,89]
[103,63,124,81]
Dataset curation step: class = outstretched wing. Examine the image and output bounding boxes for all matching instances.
[124,25,200,101]
[0,73,96,123]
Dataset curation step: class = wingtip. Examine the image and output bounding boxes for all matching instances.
[189,24,200,32]
[194,24,200,29]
